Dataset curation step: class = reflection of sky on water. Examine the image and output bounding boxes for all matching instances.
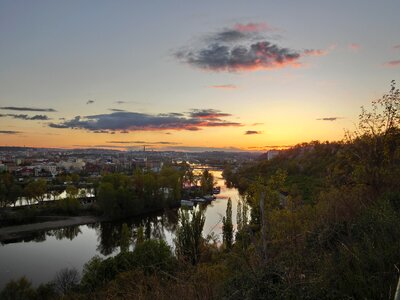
[0,169,241,288]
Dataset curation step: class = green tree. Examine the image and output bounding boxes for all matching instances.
[0,277,36,300]
[200,169,214,194]
[120,223,131,253]
[24,179,47,205]
[222,198,233,250]
[175,208,205,265]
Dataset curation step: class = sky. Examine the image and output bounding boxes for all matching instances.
[0,0,399,152]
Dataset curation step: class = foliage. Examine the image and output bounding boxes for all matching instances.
[24,179,47,205]
[175,208,206,265]
[54,267,80,295]
[222,198,233,250]
[0,277,39,300]
[200,169,214,194]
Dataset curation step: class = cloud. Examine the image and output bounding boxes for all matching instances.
[234,22,272,33]
[0,114,50,120]
[115,101,129,104]
[316,117,342,121]
[109,108,126,112]
[177,41,301,72]
[0,130,21,134]
[210,84,237,89]
[188,109,231,120]
[303,49,328,56]
[176,23,325,72]
[0,106,56,112]
[86,100,95,105]
[393,45,400,50]
[251,122,264,126]
[383,60,400,67]
[245,130,262,135]
[48,110,242,132]
[348,43,361,52]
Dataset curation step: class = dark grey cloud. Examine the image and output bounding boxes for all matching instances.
[0,114,50,120]
[48,110,241,132]
[87,100,95,104]
[245,130,262,135]
[210,29,247,43]
[109,108,126,112]
[0,106,56,112]
[0,130,21,134]
[188,109,231,119]
[316,117,342,121]
[176,41,301,72]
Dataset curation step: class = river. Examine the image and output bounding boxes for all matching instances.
[0,170,242,288]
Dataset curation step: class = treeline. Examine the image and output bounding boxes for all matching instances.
[0,163,214,226]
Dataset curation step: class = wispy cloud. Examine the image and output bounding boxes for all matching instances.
[316,117,342,121]
[393,45,400,50]
[109,108,126,112]
[188,109,231,119]
[0,106,56,112]
[0,114,50,120]
[303,49,328,56]
[48,109,242,132]
[233,22,273,33]
[245,130,262,135]
[175,23,325,72]
[383,60,400,67]
[86,100,95,105]
[348,43,361,52]
[0,130,21,134]
[210,84,237,89]
[114,101,130,104]
[251,122,264,126]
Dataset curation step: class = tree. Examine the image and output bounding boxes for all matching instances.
[222,198,233,250]
[0,277,36,300]
[175,208,205,265]
[120,223,131,253]
[53,268,80,295]
[24,179,47,205]
[200,169,214,194]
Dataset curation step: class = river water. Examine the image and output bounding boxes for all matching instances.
[0,170,242,288]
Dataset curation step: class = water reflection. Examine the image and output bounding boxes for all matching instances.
[92,209,179,256]
[48,226,82,241]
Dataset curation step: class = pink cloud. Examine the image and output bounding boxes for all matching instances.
[210,84,237,90]
[303,49,328,56]
[383,60,400,67]
[393,45,400,50]
[234,22,272,32]
[348,43,361,52]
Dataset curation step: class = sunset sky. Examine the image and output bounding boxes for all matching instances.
[1,0,399,151]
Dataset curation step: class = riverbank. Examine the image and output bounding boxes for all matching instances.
[0,215,106,243]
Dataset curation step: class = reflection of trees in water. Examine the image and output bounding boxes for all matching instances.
[93,209,179,256]
[47,226,82,240]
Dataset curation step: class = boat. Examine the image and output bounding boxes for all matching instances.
[203,194,215,201]
[212,186,221,194]
[190,197,207,204]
